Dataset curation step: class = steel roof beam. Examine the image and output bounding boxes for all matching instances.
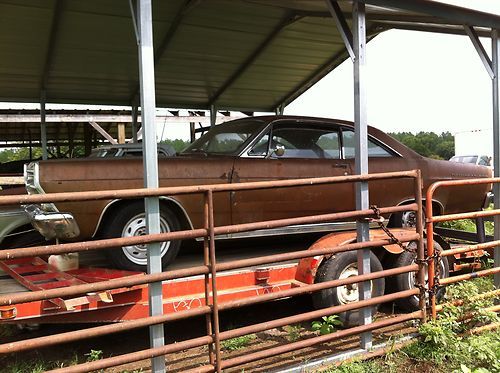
[372,22,491,38]
[325,0,355,61]
[365,0,500,29]
[464,25,494,80]
[207,13,301,108]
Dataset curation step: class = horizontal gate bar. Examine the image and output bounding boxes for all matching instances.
[0,234,418,306]
[44,291,421,373]
[439,267,500,285]
[0,204,416,261]
[0,170,419,206]
[0,264,418,354]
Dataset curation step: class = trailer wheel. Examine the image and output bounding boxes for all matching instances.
[312,251,385,327]
[102,202,181,272]
[393,241,449,311]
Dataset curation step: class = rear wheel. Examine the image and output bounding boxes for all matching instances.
[102,202,181,272]
[312,251,385,327]
[392,241,449,311]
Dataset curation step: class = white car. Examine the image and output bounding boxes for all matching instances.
[449,154,492,167]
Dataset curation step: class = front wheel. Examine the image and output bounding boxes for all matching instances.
[102,202,181,272]
[312,251,385,327]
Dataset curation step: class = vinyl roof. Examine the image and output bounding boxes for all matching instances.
[1,0,500,113]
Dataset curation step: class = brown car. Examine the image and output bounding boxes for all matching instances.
[23,116,492,271]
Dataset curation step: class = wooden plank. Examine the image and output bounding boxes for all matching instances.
[0,176,24,185]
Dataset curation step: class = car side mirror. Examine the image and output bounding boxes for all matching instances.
[273,145,285,157]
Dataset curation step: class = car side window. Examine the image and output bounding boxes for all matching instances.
[342,130,393,158]
[248,133,270,156]
[269,125,340,159]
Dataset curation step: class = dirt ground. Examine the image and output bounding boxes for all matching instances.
[0,296,417,372]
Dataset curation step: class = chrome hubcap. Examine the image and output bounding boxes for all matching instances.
[121,214,171,265]
[337,264,361,304]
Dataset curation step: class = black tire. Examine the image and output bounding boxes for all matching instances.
[393,240,449,311]
[312,251,385,327]
[102,202,181,272]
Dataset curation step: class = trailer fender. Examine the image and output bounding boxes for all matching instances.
[296,228,417,284]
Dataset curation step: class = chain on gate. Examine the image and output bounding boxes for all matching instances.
[368,205,443,297]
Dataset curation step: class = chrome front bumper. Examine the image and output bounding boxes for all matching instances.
[24,205,80,240]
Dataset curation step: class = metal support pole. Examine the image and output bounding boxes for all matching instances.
[136,1,165,371]
[210,105,217,127]
[40,91,48,160]
[492,29,500,290]
[353,0,372,349]
[190,122,195,143]
[413,170,426,323]
[132,105,139,143]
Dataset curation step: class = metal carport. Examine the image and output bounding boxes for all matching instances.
[1,1,500,372]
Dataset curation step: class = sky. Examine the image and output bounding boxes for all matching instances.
[1,1,500,141]
[287,0,500,135]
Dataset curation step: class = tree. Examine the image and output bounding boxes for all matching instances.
[389,131,454,160]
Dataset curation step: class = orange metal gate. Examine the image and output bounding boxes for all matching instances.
[426,178,500,321]
[1,170,426,372]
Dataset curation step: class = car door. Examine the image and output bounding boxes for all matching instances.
[231,121,354,229]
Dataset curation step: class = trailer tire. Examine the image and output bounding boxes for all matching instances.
[102,202,181,272]
[312,251,385,327]
[393,241,449,311]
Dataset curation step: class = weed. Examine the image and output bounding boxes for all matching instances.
[0,324,18,339]
[85,349,103,362]
[312,315,342,335]
[4,358,49,373]
[283,324,302,342]
[221,334,255,351]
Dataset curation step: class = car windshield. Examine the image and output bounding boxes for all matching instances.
[181,119,265,155]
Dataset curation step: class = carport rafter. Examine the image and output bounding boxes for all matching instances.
[206,12,302,108]
[40,0,63,93]
[325,0,355,61]
[464,25,494,79]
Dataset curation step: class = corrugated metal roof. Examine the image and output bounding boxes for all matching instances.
[0,0,499,112]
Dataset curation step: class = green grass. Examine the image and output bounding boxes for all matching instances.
[324,277,499,373]
[220,334,255,351]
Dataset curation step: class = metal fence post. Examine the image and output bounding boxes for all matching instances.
[352,0,372,349]
[492,29,500,291]
[136,0,165,371]
[132,105,139,143]
[40,90,48,160]
[203,194,215,365]
[413,171,426,322]
[206,190,223,372]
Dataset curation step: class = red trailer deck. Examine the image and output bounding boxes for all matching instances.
[0,244,306,324]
